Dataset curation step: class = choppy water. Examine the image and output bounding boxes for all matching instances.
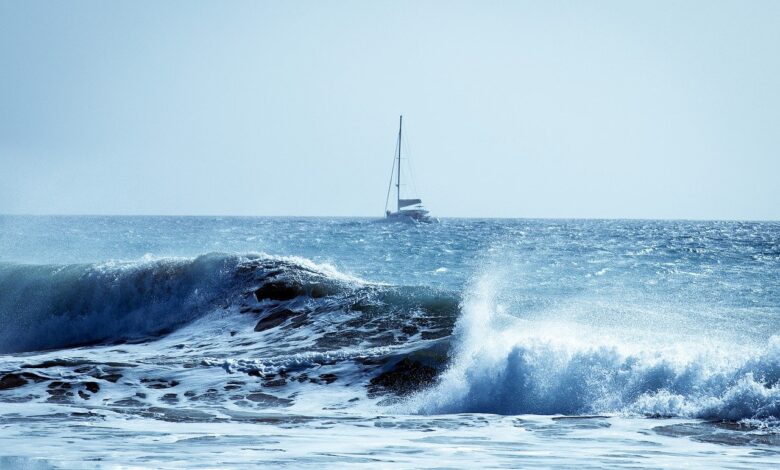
[0,215,779,468]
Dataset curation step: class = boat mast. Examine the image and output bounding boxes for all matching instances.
[396,115,402,212]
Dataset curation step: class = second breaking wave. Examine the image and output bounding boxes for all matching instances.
[407,275,780,422]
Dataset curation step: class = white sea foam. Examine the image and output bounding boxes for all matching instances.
[408,273,780,421]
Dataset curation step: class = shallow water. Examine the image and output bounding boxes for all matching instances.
[0,216,779,468]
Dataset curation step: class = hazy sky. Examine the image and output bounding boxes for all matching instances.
[1,1,779,219]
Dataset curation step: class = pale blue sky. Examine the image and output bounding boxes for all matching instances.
[1,1,778,219]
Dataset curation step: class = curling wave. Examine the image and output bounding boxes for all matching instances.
[0,254,247,353]
[0,253,459,356]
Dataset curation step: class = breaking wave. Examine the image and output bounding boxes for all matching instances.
[2,253,778,424]
[408,275,780,422]
[0,253,458,355]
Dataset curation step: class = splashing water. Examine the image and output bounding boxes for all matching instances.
[1,216,779,467]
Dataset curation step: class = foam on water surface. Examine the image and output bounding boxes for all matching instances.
[0,216,779,467]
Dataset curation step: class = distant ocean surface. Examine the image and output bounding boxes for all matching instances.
[1,215,779,468]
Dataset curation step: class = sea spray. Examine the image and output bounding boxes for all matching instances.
[409,274,780,421]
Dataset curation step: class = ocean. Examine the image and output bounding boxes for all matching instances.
[0,215,778,468]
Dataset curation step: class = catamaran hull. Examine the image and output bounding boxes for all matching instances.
[385,211,438,223]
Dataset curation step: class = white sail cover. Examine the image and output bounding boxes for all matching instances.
[399,198,422,208]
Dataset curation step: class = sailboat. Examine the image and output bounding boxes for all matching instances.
[384,116,436,223]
